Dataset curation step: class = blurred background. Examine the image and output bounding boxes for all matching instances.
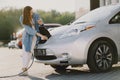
[0,0,76,46]
[0,0,119,47]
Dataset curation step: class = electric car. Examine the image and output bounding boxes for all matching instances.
[34,4,120,72]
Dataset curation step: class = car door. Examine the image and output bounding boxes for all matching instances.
[109,11,120,60]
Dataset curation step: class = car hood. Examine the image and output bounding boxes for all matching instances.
[50,22,96,36]
[49,25,71,36]
[40,22,96,46]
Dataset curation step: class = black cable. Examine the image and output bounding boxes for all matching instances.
[0,53,35,78]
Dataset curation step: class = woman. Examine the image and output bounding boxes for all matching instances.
[19,6,48,76]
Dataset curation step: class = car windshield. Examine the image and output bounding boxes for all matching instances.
[72,5,119,25]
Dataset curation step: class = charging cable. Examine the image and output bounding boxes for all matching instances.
[0,54,35,78]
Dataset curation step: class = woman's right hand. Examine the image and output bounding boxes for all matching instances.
[36,33,48,40]
[41,35,48,40]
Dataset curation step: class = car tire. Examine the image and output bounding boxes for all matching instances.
[87,40,114,72]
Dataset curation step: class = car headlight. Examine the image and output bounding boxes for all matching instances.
[80,25,95,32]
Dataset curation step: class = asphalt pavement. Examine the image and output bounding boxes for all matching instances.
[0,47,120,80]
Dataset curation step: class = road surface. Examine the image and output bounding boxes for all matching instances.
[0,47,120,80]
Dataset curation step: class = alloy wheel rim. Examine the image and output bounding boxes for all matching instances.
[95,44,112,70]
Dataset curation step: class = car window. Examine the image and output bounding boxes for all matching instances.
[110,12,120,24]
[72,5,119,25]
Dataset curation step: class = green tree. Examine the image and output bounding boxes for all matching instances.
[0,9,75,42]
[0,8,22,41]
[37,10,75,25]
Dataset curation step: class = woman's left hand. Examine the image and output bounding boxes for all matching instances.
[37,20,43,25]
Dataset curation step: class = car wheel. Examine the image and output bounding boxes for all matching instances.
[87,40,114,72]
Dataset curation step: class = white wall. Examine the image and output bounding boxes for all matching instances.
[75,0,90,19]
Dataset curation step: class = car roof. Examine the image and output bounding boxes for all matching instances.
[73,4,120,23]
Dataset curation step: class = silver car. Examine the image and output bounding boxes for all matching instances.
[34,4,120,72]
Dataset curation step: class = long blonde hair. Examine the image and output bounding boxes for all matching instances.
[23,6,32,27]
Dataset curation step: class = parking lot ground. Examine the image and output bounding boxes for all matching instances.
[0,47,120,80]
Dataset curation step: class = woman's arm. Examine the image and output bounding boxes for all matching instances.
[24,25,36,36]
[25,25,48,40]
[36,33,48,40]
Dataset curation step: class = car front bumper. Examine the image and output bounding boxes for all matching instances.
[34,48,71,65]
